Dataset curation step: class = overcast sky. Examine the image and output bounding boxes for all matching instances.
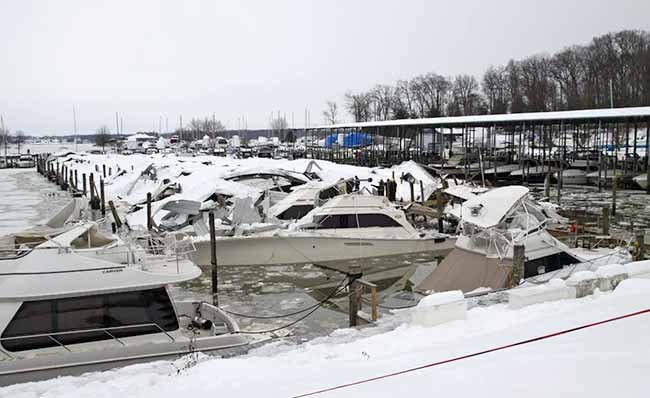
[1,0,649,135]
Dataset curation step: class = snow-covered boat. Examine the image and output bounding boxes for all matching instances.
[16,155,35,168]
[553,168,587,185]
[508,164,549,182]
[417,186,630,294]
[191,194,455,267]
[0,225,255,386]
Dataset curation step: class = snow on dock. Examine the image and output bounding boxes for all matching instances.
[3,275,650,397]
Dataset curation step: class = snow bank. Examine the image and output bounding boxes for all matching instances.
[4,278,650,397]
[508,279,575,309]
[410,290,466,327]
[623,260,650,279]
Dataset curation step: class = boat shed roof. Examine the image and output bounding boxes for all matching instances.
[310,106,650,130]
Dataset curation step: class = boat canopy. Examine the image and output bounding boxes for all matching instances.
[456,186,529,229]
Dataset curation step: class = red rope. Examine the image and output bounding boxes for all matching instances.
[291,308,650,398]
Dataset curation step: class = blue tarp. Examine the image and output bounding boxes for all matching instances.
[324,132,373,148]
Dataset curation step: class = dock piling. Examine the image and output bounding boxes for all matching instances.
[209,211,218,306]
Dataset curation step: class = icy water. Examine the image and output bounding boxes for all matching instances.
[0,168,72,235]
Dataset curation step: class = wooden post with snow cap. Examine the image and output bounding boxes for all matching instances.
[509,244,525,288]
[209,211,218,306]
[100,179,106,216]
[348,265,362,327]
[146,192,153,231]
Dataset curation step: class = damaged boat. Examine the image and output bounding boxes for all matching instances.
[416,186,631,294]
[190,194,455,267]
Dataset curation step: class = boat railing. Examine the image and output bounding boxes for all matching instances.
[0,323,175,360]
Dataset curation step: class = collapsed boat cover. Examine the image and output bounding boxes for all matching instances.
[416,248,512,293]
[449,186,529,228]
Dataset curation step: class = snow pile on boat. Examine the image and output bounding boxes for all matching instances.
[4,276,650,397]
[48,153,443,230]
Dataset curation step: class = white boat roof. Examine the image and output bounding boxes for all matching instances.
[457,186,530,228]
[443,185,488,201]
[319,194,392,211]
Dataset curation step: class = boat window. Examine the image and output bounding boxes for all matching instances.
[313,214,358,229]
[277,205,314,220]
[1,287,178,352]
[357,214,401,228]
[524,252,580,278]
[312,214,400,229]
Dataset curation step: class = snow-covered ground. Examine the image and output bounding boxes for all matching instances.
[3,277,649,397]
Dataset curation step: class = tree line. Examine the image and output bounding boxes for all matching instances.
[333,30,650,123]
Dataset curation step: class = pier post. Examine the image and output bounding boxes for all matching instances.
[100,179,106,216]
[612,175,618,217]
[509,244,525,288]
[602,206,610,236]
[69,169,73,192]
[74,169,78,191]
[544,172,550,198]
[636,232,646,261]
[108,200,122,229]
[102,164,106,179]
[82,173,87,196]
[348,265,362,327]
[420,180,425,204]
[89,173,98,210]
[209,211,219,306]
[146,192,153,231]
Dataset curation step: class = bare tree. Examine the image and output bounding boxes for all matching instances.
[95,125,111,151]
[15,130,26,154]
[449,75,484,116]
[344,91,372,122]
[322,101,340,124]
[482,66,510,114]
[270,116,288,131]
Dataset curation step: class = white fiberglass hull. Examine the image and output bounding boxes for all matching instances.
[634,174,647,189]
[191,234,456,267]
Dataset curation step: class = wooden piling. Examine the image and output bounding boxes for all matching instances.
[602,206,610,236]
[612,175,618,217]
[209,211,218,306]
[348,265,362,327]
[509,244,525,288]
[636,232,646,261]
[108,200,122,229]
[419,180,425,204]
[102,164,106,179]
[74,169,78,191]
[146,192,153,231]
[82,173,87,196]
[409,179,415,202]
[89,173,96,208]
[100,179,106,216]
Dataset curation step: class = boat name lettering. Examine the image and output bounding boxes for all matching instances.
[102,268,124,274]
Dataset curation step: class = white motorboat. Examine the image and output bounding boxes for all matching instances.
[586,169,625,185]
[418,186,630,293]
[554,168,587,185]
[0,225,256,386]
[483,164,521,178]
[191,194,455,267]
[16,155,35,168]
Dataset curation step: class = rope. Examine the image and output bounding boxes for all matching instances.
[236,278,354,335]
[291,308,650,398]
[221,277,348,319]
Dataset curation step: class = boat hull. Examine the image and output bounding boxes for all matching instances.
[191,235,456,267]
